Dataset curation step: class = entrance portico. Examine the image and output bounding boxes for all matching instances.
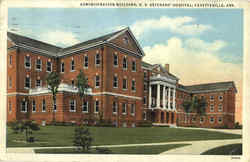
[148,73,178,125]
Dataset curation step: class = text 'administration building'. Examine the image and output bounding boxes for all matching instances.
[7,27,237,128]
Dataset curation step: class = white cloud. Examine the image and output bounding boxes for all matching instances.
[39,30,80,47]
[143,37,242,90]
[130,16,212,38]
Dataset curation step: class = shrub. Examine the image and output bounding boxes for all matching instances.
[95,120,116,127]
[50,121,76,126]
[73,125,93,152]
[234,122,242,129]
[137,120,152,127]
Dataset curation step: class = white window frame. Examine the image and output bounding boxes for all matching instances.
[122,103,127,115]
[42,99,46,112]
[36,59,42,71]
[95,75,100,88]
[95,100,99,113]
[122,78,127,90]
[131,104,135,116]
[192,117,196,123]
[144,71,147,79]
[113,54,118,67]
[144,82,148,92]
[131,79,136,92]
[123,57,127,70]
[218,103,223,112]
[210,104,214,112]
[82,101,89,113]
[143,96,147,105]
[95,53,101,66]
[132,61,136,72]
[113,75,118,88]
[24,76,31,89]
[218,117,223,123]
[84,55,88,68]
[210,95,214,101]
[46,60,52,72]
[69,99,76,112]
[21,101,28,113]
[210,117,215,123]
[112,101,117,114]
[200,116,204,123]
[24,55,31,69]
[143,112,147,120]
[61,62,64,73]
[219,96,223,101]
[71,59,75,72]
[32,100,36,112]
[36,79,42,88]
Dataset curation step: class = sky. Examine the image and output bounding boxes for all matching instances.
[8,8,243,123]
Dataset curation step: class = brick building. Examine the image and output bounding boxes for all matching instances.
[7,27,237,128]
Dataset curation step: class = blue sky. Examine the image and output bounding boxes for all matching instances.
[8,8,243,64]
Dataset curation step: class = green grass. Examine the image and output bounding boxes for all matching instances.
[7,126,242,147]
[35,144,191,154]
[201,143,242,155]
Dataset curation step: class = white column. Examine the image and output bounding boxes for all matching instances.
[149,84,152,108]
[157,84,160,108]
[168,87,171,110]
[163,85,166,109]
[173,87,176,110]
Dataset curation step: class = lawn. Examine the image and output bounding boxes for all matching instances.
[201,143,242,155]
[35,144,191,154]
[7,126,242,147]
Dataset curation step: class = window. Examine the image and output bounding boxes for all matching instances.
[200,116,204,123]
[71,80,75,87]
[143,112,147,120]
[122,78,127,90]
[132,61,136,72]
[131,80,136,91]
[218,117,223,123]
[95,53,101,66]
[113,75,118,88]
[95,75,100,88]
[42,99,46,112]
[25,76,30,88]
[123,57,127,69]
[210,104,214,112]
[144,82,147,91]
[218,103,223,112]
[143,96,147,105]
[36,59,42,71]
[113,54,118,66]
[47,61,52,72]
[53,99,57,112]
[25,55,31,68]
[112,102,117,114]
[36,79,41,87]
[82,101,88,113]
[95,100,99,113]
[71,59,75,71]
[9,101,12,113]
[84,55,88,68]
[144,71,147,79]
[32,100,36,112]
[210,95,214,101]
[69,100,76,112]
[122,103,127,114]
[131,104,135,116]
[61,62,64,73]
[9,77,12,88]
[210,117,214,123]
[219,96,223,101]
[123,37,129,45]
[9,55,12,65]
[170,103,173,109]
[21,101,27,112]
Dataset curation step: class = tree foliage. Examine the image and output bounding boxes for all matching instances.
[9,120,40,142]
[73,125,93,152]
[76,70,89,98]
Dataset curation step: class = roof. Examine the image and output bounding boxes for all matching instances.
[183,81,237,93]
[7,32,62,56]
[7,27,144,57]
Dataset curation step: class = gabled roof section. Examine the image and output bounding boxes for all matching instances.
[184,81,237,93]
[7,32,62,56]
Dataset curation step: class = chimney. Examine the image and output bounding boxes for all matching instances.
[165,64,169,72]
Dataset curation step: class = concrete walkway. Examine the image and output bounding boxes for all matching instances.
[176,127,242,135]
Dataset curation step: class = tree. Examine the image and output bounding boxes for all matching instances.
[46,71,61,122]
[9,120,40,142]
[73,125,93,152]
[181,100,192,124]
